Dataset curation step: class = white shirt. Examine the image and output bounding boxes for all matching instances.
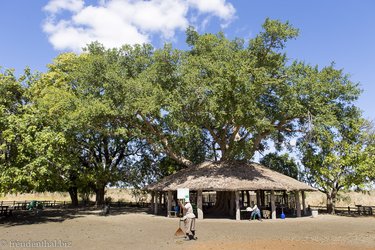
[184,202,196,219]
[246,205,258,212]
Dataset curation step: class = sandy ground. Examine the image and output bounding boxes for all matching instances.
[1,208,375,250]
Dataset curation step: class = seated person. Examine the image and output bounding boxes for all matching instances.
[246,203,262,221]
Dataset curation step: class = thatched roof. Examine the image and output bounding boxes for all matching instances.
[146,161,316,192]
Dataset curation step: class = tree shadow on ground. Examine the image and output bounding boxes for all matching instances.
[0,208,83,227]
[98,206,150,217]
[0,206,151,227]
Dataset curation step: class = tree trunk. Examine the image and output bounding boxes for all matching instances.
[211,191,232,216]
[95,185,106,206]
[326,191,337,214]
[68,186,79,207]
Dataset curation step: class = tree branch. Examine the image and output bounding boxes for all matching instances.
[138,113,192,167]
[206,125,227,157]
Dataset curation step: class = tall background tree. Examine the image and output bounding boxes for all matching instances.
[31,47,143,205]
[260,152,299,179]
[0,68,27,193]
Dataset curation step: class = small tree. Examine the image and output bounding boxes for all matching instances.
[358,120,375,183]
[299,115,372,214]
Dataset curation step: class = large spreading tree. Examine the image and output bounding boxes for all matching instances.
[117,19,362,167]
[111,19,365,212]
[2,19,372,207]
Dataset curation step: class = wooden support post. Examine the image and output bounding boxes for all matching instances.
[270,190,276,220]
[162,192,164,208]
[197,190,203,220]
[256,190,261,207]
[235,191,240,221]
[295,191,301,217]
[154,191,158,215]
[241,191,244,207]
[302,191,307,216]
[167,191,172,217]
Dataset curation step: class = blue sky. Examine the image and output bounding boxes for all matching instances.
[1,0,374,121]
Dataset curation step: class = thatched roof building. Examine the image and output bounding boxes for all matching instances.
[147,161,315,192]
[147,161,316,220]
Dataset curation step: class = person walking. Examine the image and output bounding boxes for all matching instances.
[179,198,197,240]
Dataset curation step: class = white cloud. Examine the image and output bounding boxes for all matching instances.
[188,0,235,21]
[42,0,236,52]
[104,0,189,38]
[43,0,84,14]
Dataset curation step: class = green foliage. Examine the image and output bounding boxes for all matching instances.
[358,120,375,182]
[260,153,299,179]
[0,69,29,193]
[158,19,360,162]
[0,67,80,194]
[299,115,374,213]
[0,18,370,201]
[31,48,138,204]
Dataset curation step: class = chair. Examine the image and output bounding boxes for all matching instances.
[262,210,271,219]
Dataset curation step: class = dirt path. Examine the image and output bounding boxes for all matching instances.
[1,209,374,250]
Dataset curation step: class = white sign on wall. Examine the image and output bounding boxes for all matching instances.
[177,188,189,199]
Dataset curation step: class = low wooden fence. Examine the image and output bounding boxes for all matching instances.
[0,200,67,210]
[0,200,150,211]
[108,201,150,208]
[308,205,374,216]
